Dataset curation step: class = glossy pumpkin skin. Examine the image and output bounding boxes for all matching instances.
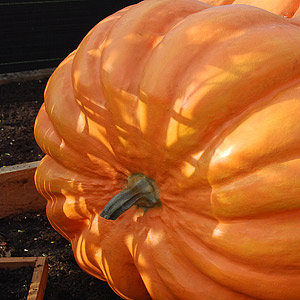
[203,0,300,18]
[34,0,300,299]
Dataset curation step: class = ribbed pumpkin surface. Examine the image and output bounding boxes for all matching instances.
[35,0,300,299]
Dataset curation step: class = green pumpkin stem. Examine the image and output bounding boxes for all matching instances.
[100,173,160,220]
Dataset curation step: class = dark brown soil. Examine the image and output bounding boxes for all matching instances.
[0,210,122,300]
[0,79,46,167]
[0,76,123,299]
[0,266,33,300]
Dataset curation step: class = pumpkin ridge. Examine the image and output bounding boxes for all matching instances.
[70,7,134,172]
[212,206,300,222]
[175,224,300,299]
[139,221,256,300]
[173,216,281,272]
[232,0,300,18]
[36,111,123,177]
[208,83,300,190]
[137,5,300,161]
[209,152,300,188]
[94,0,211,172]
[162,80,300,195]
[198,213,300,271]
[175,246,256,300]
[210,160,300,219]
[45,54,131,176]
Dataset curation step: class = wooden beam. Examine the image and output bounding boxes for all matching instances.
[0,68,54,86]
[0,161,46,218]
[0,256,48,300]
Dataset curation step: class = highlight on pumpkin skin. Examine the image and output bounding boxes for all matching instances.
[233,0,300,17]
[201,0,300,18]
[201,0,234,5]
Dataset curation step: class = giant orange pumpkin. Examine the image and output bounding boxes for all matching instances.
[34,0,300,299]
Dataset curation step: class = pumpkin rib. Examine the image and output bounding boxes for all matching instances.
[71,5,130,107]
[49,56,131,178]
[141,220,183,300]
[210,151,300,189]
[44,52,130,177]
[176,209,300,299]
[156,42,300,200]
[94,217,152,299]
[175,224,300,300]
[131,216,252,300]
[95,0,211,175]
[138,5,300,161]
[72,7,131,165]
[208,84,300,189]
[70,218,151,300]
[233,0,300,17]
[169,77,300,177]
[183,210,300,270]
[143,244,180,300]
[203,0,234,5]
[70,224,106,282]
[45,195,89,241]
[35,156,126,238]
[175,209,300,272]
[100,0,210,94]
[138,220,256,300]
[211,161,300,220]
[203,0,300,17]
[35,105,121,178]
[204,212,300,270]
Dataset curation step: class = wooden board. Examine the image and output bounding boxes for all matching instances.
[0,161,45,218]
[0,68,54,86]
[0,256,48,300]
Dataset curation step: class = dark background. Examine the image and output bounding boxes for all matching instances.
[0,0,140,73]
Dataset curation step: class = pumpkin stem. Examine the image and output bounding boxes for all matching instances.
[100,174,161,220]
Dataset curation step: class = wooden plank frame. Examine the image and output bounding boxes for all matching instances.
[0,256,48,300]
[0,161,45,218]
[0,68,54,86]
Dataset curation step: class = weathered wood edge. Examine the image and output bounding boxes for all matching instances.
[0,256,48,300]
[0,161,46,218]
[28,257,48,300]
[0,68,54,86]
[0,161,40,175]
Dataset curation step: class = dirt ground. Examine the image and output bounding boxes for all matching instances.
[0,210,122,300]
[0,76,123,299]
[0,79,46,167]
[0,266,33,299]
